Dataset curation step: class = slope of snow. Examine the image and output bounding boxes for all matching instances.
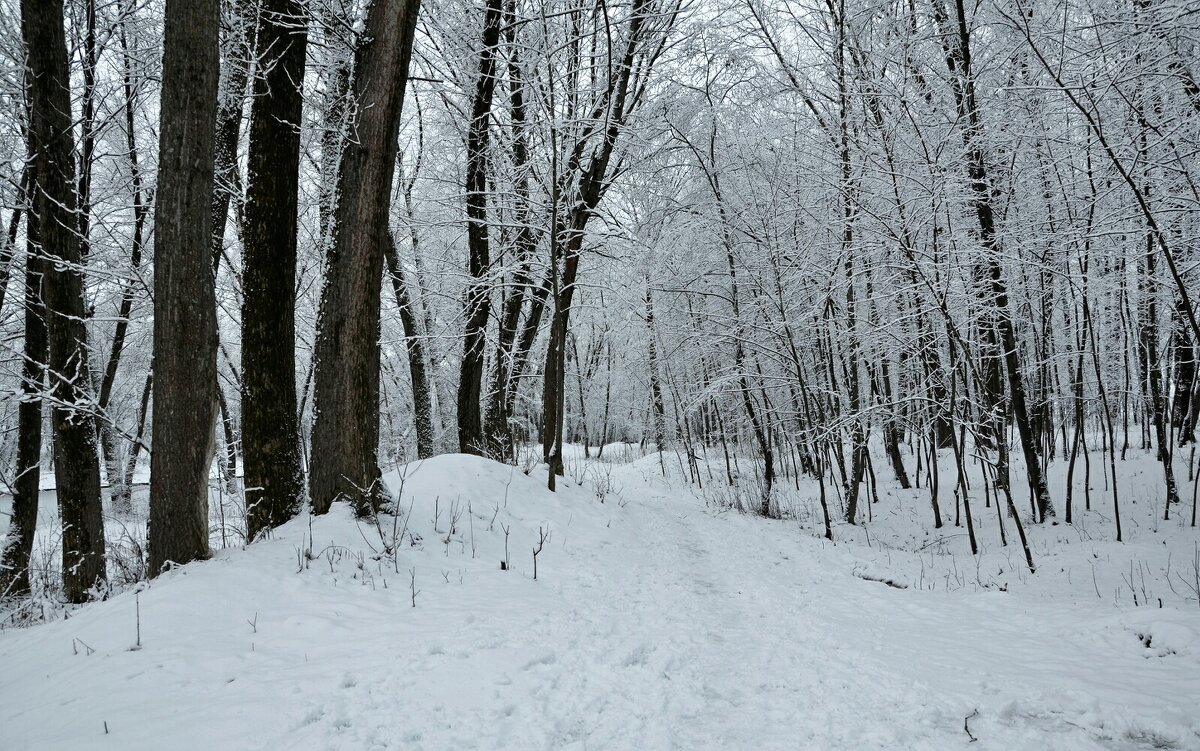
[2,451,1199,750]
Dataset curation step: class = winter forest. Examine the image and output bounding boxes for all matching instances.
[1,0,1200,747]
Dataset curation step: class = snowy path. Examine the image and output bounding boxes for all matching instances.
[2,455,1199,750]
[268,496,931,750]
[269,468,1197,750]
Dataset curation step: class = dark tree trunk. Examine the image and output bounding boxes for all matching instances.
[541,0,654,486]
[76,0,97,264]
[117,371,154,512]
[148,0,221,574]
[216,387,240,495]
[646,281,668,453]
[384,231,435,458]
[309,0,422,515]
[457,0,504,456]
[23,0,108,602]
[493,268,553,457]
[1141,235,1182,517]
[482,0,537,460]
[940,0,1054,520]
[241,0,308,540]
[0,224,45,597]
[1172,298,1198,444]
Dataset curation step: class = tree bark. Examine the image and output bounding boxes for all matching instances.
[241,0,308,540]
[309,0,422,515]
[22,0,108,602]
[148,0,221,574]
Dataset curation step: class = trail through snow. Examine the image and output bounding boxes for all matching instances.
[2,453,1198,750]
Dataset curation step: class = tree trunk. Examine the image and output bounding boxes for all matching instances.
[0,226,45,597]
[941,0,1054,520]
[115,371,154,514]
[98,12,150,515]
[76,0,97,265]
[148,0,221,574]
[457,0,504,456]
[1141,234,1182,517]
[308,0,422,515]
[22,0,108,602]
[1173,297,1198,444]
[384,231,435,458]
[241,0,308,541]
[482,0,537,460]
[646,281,668,453]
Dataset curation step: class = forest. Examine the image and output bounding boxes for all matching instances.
[1,0,1199,748]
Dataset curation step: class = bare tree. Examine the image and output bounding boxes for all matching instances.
[456,0,504,456]
[308,0,422,515]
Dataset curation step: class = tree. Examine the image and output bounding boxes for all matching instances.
[96,2,152,514]
[936,0,1054,521]
[308,0,422,515]
[148,0,221,574]
[457,0,504,457]
[539,0,675,486]
[241,0,308,540]
[21,0,108,603]
[0,214,43,596]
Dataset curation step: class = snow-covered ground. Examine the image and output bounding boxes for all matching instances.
[2,447,1199,750]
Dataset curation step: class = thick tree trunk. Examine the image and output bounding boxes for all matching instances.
[241,0,308,541]
[148,0,221,574]
[457,0,504,456]
[308,0,422,515]
[22,0,108,602]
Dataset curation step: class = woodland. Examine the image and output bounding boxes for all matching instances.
[1,0,1200,746]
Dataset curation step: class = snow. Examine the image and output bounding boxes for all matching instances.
[2,449,1200,750]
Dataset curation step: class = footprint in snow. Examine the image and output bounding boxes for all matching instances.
[522,652,557,670]
[623,643,652,667]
